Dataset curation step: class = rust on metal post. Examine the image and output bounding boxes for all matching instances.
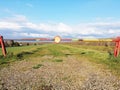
[0,36,7,56]
[113,37,120,57]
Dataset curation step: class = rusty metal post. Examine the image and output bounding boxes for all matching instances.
[0,36,7,56]
[113,37,120,57]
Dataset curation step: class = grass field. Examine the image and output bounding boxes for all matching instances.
[0,44,120,89]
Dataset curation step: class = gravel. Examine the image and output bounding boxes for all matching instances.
[0,55,120,90]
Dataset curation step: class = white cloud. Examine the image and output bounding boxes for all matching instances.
[0,21,22,30]
[13,32,50,38]
[0,15,120,38]
[75,22,120,37]
[108,29,120,36]
[57,23,72,33]
[25,22,38,29]
[74,23,104,35]
[38,23,72,33]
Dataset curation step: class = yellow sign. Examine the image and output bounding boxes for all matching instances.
[54,36,61,43]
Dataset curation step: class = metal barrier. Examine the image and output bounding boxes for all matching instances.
[1,35,120,57]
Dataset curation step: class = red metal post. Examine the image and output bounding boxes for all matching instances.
[0,36,7,56]
[113,37,120,57]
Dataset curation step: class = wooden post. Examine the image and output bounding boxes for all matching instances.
[0,36,7,56]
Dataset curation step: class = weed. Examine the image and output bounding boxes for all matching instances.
[80,52,86,55]
[0,52,16,69]
[53,59,63,62]
[33,64,43,69]
[108,54,120,63]
[16,53,23,59]
[16,51,33,59]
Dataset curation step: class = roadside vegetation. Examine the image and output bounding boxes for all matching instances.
[70,44,120,75]
[0,45,40,67]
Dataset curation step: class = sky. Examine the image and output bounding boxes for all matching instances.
[0,0,120,39]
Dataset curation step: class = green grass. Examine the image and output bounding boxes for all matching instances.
[68,44,120,75]
[0,45,41,68]
[0,44,120,75]
[0,45,41,55]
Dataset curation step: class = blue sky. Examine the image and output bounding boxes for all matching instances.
[0,0,120,39]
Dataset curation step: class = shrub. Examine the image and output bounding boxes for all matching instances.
[7,40,14,47]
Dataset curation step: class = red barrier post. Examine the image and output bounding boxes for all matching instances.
[113,37,120,57]
[0,36,7,56]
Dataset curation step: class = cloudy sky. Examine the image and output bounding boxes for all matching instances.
[0,0,120,39]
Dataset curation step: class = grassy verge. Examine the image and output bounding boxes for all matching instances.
[0,45,41,68]
[68,44,120,75]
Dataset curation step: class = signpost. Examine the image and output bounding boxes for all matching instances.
[0,36,7,56]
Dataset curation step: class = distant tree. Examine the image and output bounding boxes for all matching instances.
[7,40,14,47]
[14,42,20,46]
[34,43,37,45]
[27,43,29,46]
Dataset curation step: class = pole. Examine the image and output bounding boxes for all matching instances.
[112,37,120,57]
[0,36,7,56]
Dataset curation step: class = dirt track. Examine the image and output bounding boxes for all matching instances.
[0,54,120,90]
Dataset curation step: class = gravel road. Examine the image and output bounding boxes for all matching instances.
[0,55,120,90]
